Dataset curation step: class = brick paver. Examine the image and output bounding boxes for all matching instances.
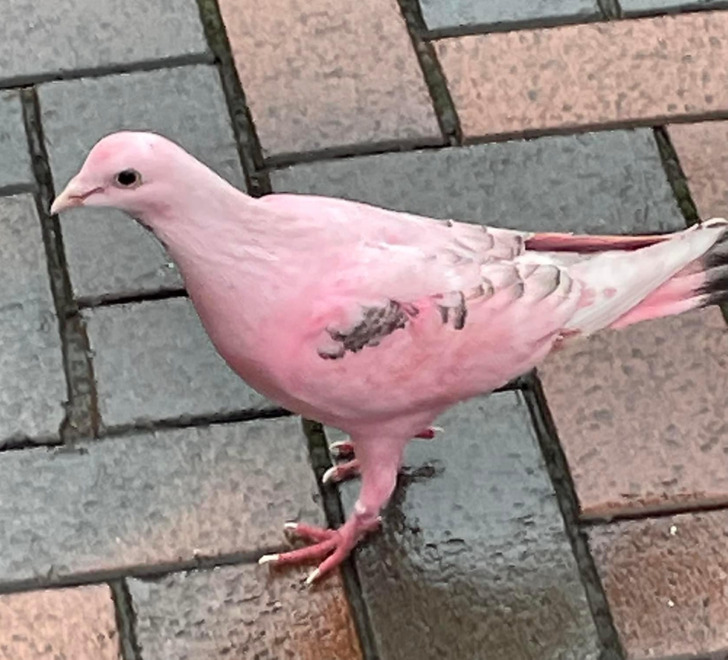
[0,585,119,660]
[218,0,440,157]
[130,565,362,660]
[435,11,728,139]
[589,511,728,659]
[0,195,65,445]
[333,394,600,660]
[420,0,600,32]
[272,129,683,234]
[40,65,244,301]
[0,0,208,86]
[0,92,33,190]
[85,298,272,428]
[0,418,321,584]
[541,307,728,518]
[621,0,726,14]
[668,121,728,218]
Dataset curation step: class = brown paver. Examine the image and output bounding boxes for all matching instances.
[589,511,728,659]
[668,121,728,219]
[0,585,119,659]
[218,0,441,157]
[540,307,728,519]
[435,11,728,139]
[130,565,361,660]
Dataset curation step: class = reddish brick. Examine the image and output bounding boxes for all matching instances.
[218,0,440,156]
[130,565,361,660]
[589,511,728,659]
[668,121,728,219]
[0,585,119,659]
[540,307,728,519]
[435,11,728,139]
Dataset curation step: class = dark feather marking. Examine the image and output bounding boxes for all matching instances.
[438,305,449,324]
[452,292,467,330]
[325,300,409,357]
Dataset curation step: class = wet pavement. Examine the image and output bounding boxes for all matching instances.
[1,0,728,658]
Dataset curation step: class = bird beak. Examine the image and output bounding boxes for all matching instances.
[50,178,100,215]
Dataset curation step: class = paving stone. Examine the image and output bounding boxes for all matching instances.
[420,0,599,32]
[621,0,726,14]
[331,393,601,660]
[0,195,65,444]
[129,565,361,660]
[435,11,728,139]
[39,65,244,300]
[0,417,322,583]
[0,91,33,190]
[218,0,440,157]
[85,298,275,428]
[668,121,728,219]
[540,307,728,519]
[0,585,119,660]
[589,511,728,659]
[272,130,685,235]
[0,0,208,85]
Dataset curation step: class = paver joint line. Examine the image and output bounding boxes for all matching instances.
[110,580,142,660]
[525,378,626,660]
[20,87,100,442]
[396,0,463,144]
[195,0,272,196]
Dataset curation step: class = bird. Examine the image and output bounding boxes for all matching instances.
[52,131,728,586]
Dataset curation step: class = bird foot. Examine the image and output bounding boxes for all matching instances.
[259,518,379,585]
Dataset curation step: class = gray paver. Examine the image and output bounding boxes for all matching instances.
[0,0,208,85]
[420,0,599,31]
[0,417,322,583]
[332,393,601,660]
[0,195,65,444]
[39,65,245,300]
[271,129,685,235]
[129,565,362,659]
[84,298,275,428]
[621,0,725,14]
[0,92,33,190]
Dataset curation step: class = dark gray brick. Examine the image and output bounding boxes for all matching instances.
[621,0,725,14]
[0,195,65,444]
[271,129,685,235]
[420,0,599,31]
[39,65,244,301]
[84,298,274,428]
[0,417,322,583]
[129,565,362,659]
[332,393,600,660]
[0,0,208,85]
[0,92,33,190]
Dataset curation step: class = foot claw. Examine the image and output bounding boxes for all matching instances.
[414,426,443,440]
[321,459,360,484]
[329,440,355,457]
[305,568,321,586]
[258,553,280,566]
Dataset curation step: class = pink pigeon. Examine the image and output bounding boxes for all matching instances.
[52,131,728,585]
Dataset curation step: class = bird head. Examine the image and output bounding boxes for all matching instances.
[51,131,185,221]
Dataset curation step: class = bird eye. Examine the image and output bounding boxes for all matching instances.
[115,169,141,188]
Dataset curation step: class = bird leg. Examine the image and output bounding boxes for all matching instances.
[259,437,403,584]
[326,426,442,484]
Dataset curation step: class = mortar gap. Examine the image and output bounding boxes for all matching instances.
[195,0,271,196]
[524,375,626,660]
[302,419,381,660]
[20,87,100,442]
[395,0,462,145]
[110,580,143,660]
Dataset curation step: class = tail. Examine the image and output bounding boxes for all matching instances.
[526,219,728,336]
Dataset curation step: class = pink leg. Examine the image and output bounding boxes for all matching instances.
[329,427,441,457]
[260,437,404,584]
